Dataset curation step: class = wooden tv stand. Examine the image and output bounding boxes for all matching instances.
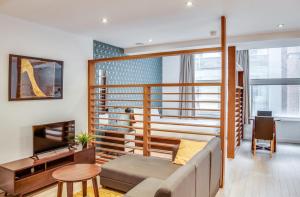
[0,146,95,196]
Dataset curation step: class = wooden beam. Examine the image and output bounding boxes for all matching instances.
[220,15,227,188]
[227,46,237,159]
[89,47,221,64]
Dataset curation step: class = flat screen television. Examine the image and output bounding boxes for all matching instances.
[33,120,75,155]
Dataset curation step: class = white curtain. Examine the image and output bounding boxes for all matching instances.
[237,50,250,124]
[179,54,195,117]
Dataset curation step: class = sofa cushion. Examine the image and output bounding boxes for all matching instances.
[101,154,181,192]
[124,178,163,197]
[155,163,196,197]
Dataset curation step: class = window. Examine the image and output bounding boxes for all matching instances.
[249,47,300,117]
[194,52,221,82]
[194,53,221,116]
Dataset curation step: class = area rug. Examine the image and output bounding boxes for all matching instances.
[74,186,124,197]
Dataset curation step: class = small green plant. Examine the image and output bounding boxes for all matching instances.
[75,133,94,148]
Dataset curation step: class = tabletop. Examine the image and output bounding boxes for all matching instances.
[52,164,101,182]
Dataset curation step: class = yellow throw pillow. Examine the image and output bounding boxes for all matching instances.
[173,139,208,165]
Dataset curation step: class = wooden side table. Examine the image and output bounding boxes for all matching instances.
[52,164,101,197]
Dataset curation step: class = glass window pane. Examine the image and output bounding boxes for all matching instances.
[249,47,300,79]
[251,85,300,117]
[194,52,221,82]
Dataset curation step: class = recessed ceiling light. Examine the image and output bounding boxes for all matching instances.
[148,39,153,43]
[186,1,193,7]
[277,24,284,29]
[101,17,108,24]
[136,42,145,46]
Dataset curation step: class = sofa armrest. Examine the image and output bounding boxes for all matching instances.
[155,163,196,197]
[124,178,163,197]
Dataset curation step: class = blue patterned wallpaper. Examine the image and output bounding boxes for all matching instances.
[93,40,162,109]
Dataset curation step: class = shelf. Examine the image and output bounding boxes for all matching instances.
[46,155,74,170]
[15,163,45,180]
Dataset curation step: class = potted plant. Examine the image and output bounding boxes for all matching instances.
[75,132,94,149]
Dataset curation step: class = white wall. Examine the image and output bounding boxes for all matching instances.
[162,56,180,116]
[0,14,93,163]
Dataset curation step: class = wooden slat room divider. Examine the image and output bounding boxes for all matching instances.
[87,16,227,186]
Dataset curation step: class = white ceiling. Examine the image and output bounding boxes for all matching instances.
[1,0,300,50]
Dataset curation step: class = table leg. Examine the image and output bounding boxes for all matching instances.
[92,177,99,197]
[82,180,87,197]
[66,182,73,197]
[57,182,63,197]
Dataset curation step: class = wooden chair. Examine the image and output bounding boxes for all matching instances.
[252,116,275,158]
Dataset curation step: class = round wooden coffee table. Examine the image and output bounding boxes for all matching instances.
[52,164,101,197]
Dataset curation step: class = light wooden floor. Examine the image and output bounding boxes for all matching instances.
[217,141,300,197]
[1,141,300,197]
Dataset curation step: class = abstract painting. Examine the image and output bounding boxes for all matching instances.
[9,54,63,101]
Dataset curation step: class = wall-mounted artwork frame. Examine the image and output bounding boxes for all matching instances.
[9,54,64,101]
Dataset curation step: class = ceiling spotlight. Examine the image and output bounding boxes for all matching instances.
[101,17,108,24]
[148,39,153,43]
[186,1,193,7]
[277,24,284,29]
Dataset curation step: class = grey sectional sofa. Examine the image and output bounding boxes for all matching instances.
[100,137,221,197]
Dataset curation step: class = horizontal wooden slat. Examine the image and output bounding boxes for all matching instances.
[92,123,142,130]
[92,99,220,103]
[93,117,219,128]
[149,149,173,155]
[90,82,222,88]
[93,105,220,112]
[151,92,220,95]
[92,129,143,137]
[149,121,220,128]
[92,111,220,120]
[96,158,110,164]
[148,142,178,148]
[151,107,220,111]
[89,47,221,64]
[150,128,219,136]
[91,92,220,95]
[95,147,130,155]
[93,141,143,150]
[93,135,144,144]
[96,152,117,159]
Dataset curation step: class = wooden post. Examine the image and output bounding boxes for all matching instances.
[143,85,151,156]
[220,15,227,187]
[88,61,96,135]
[227,46,236,159]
